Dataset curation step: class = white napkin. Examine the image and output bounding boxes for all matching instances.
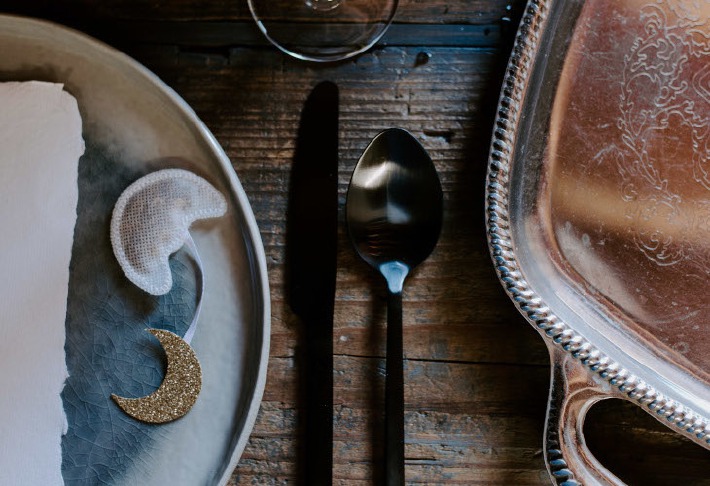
[0,81,84,485]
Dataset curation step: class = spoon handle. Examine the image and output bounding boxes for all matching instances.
[385,288,404,486]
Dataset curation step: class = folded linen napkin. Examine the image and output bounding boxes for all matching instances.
[0,81,84,485]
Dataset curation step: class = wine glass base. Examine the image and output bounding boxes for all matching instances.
[248,0,398,62]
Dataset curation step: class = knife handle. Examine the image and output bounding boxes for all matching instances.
[304,317,334,486]
[385,289,405,486]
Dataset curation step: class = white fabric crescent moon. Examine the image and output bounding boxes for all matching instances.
[111,329,202,424]
[110,168,227,296]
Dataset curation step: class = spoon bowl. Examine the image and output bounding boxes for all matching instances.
[345,128,443,485]
[346,128,443,274]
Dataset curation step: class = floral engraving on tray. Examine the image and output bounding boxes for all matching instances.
[616,1,709,271]
[486,0,710,465]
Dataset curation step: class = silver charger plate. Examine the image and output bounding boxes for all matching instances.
[0,14,270,486]
[486,0,709,484]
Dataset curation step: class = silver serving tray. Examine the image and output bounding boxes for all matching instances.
[486,0,709,484]
[0,15,270,485]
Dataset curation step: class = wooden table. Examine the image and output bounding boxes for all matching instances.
[5,1,709,484]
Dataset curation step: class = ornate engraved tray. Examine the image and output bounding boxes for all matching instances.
[486,0,709,484]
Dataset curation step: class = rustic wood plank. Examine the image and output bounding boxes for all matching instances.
[1,0,525,25]
[232,356,550,484]
[59,21,507,48]
[585,399,710,486]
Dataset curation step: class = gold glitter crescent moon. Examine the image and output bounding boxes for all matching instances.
[111,329,202,424]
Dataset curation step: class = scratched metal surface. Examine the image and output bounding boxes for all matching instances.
[546,0,710,377]
[504,0,710,440]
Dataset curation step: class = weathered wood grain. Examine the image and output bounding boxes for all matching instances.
[1,0,523,24]
[145,40,558,484]
[585,399,710,485]
[233,357,550,484]
[6,1,710,484]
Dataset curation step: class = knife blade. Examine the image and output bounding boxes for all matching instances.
[286,80,339,486]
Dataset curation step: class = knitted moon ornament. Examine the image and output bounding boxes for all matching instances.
[110,168,227,296]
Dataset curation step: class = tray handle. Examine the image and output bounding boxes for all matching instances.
[544,345,625,486]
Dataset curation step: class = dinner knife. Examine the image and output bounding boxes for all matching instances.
[286,80,339,486]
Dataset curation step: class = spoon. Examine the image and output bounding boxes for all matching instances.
[345,128,443,486]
